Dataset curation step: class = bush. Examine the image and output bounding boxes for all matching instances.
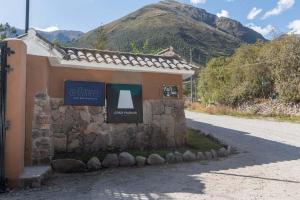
[198,35,300,106]
[262,36,300,103]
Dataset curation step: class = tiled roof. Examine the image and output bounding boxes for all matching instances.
[61,47,196,71]
[19,29,197,74]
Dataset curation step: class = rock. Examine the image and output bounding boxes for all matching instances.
[54,137,67,152]
[102,154,119,168]
[211,149,218,159]
[227,146,233,154]
[174,151,183,162]
[217,147,228,157]
[183,151,196,162]
[147,154,165,165]
[165,152,176,163]
[68,139,80,152]
[86,123,100,134]
[51,159,86,173]
[136,156,146,167]
[196,152,205,160]
[87,157,101,171]
[205,151,212,160]
[80,110,91,122]
[119,152,135,167]
[92,114,104,124]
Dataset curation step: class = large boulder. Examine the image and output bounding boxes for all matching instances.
[51,159,86,173]
[205,151,213,160]
[211,149,218,159]
[196,152,205,160]
[119,152,135,167]
[87,157,101,171]
[217,147,228,157]
[136,156,146,167]
[102,154,119,168]
[165,152,176,163]
[183,151,196,162]
[147,154,165,165]
[174,151,183,162]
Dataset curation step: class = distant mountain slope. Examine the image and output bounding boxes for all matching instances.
[70,0,265,63]
[38,30,84,44]
[0,23,83,44]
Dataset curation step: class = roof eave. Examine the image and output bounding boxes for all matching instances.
[49,57,195,78]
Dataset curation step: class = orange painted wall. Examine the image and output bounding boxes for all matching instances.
[24,56,183,165]
[49,66,183,99]
[5,40,26,186]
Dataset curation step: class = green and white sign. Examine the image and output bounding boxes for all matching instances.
[106,84,143,123]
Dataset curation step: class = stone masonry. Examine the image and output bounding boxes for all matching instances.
[32,93,187,160]
[32,92,54,165]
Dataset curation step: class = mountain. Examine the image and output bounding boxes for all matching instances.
[38,30,84,44]
[0,23,83,44]
[70,0,265,64]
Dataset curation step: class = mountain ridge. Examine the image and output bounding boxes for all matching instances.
[70,0,265,64]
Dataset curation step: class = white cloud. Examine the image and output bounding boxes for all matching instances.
[288,20,300,34]
[190,0,206,4]
[247,23,275,37]
[33,26,59,32]
[217,10,230,18]
[262,0,295,19]
[247,7,263,20]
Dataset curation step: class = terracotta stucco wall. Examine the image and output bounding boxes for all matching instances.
[48,66,183,99]
[25,56,183,165]
[5,40,26,186]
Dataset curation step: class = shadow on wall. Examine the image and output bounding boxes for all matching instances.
[2,117,300,200]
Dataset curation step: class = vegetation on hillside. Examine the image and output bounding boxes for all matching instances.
[198,35,300,106]
[70,0,265,64]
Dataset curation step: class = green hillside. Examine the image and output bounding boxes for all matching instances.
[70,0,265,64]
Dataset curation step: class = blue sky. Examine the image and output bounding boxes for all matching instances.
[0,0,299,38]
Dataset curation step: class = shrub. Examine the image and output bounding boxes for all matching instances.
[198,36,299,106]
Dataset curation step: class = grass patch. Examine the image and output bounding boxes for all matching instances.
[188,102,300,123]
[54,129,223,162]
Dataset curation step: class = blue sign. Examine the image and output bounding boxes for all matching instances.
[64,81,105,106]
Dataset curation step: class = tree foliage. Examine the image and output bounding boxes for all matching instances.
[198,35,300,106]
[94,26,107,50]
[130,39,162,54]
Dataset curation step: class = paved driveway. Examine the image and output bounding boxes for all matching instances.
[2,111,300,200]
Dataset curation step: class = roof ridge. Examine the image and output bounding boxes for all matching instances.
[62,47,182,60]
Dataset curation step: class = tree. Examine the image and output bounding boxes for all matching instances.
[94,26,107,50]
[262,35,300,103]
[52,39,63,47]
[130,39,162,54]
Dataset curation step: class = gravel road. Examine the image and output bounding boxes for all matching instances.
[1,111,300,200]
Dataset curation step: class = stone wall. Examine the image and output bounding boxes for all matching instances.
[32,92,54,164]
[237,100,300,116]
[32,96,187,157]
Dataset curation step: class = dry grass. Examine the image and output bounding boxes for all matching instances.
[188,102,300,123]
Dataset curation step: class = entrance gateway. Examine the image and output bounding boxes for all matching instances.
[0,29,197,188]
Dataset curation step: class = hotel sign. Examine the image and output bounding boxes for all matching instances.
[106,84,143,123]
[64,80,105,106]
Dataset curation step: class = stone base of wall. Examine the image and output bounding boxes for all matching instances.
[32,93,54,165]
[32,94,187,160]
[50,99,187,153]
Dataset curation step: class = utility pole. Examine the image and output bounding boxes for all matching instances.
[189,48,193,102]
[25,0,30,33]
